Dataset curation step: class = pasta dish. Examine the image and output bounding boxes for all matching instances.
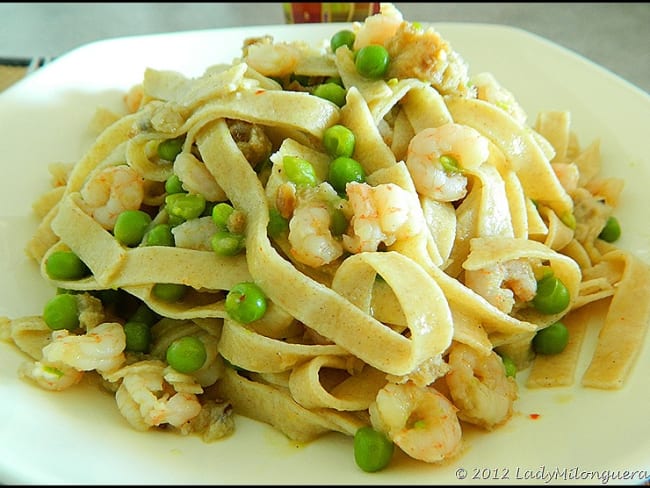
[2,3,649,472]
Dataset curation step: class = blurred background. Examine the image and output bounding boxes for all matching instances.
[0,2,648,93]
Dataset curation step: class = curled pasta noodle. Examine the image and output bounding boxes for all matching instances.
[2,2,649,471]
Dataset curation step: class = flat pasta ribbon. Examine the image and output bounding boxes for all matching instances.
[446,96,573,219]
[218,319,349,373]
[215,367,366,443]
[197,119,453,376]
[462,235,582,331]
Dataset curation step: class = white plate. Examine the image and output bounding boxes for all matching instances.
[1,22,649,485]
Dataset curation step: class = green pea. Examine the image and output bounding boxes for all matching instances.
[157,136,184,162]
[355,44,390,79]
[152,283,187,302]
[560,211,576,230]
[439,154,461,174]
[45,250,90,280]
[123,321,151,353]
[167,213,185,228]
[353,426,394,473]
[598,216,621,243]
[328,156,366,193]
[289,73,311,87]
[225,282,268,324]
[43,293,79,331]
[222,357,247,373]
[114,210,152,247]
[165,174,186,194]
[201,200,217,218]
[500,354,517,378]
[211,230,245,256]
[330,207,348,236]
[325,76,344,87]
[143,223,175,247]
[323,124,355,158]
[56,288,83,295]
[312,82,347,108]
[330,29,355,53]
[92,288,122,308]
[129,302,159,326]
[532,274,570,314]
[166,336,207,373]
[267,208,289,238]
[165,193,206,221]
[533,321,569,355]
[212,202,235,230]
[283,155,318,187]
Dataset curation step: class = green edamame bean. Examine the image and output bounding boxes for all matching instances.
[211,230,245,256]
[164,174,186,195]
[165,193,206,221]
[212,202,235,230]
[143,223,175,247]
[283,156,318,187]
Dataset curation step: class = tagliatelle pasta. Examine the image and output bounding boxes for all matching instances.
[2,2,649,471]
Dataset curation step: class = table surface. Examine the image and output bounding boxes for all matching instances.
[0,2,648,94]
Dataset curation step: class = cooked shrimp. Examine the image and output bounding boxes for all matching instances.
[464,258,537,314]
[243,38,301,78]
[445,342,518,430]
[173,152,227,202]
[171,216,218,251]
[288,191,343,268]
[41,321,126,374]
[343,181,424,253]
[405,123,489,202]
[80,165,145,230]
[352,3,403,50]
[111,360,202,430]
[369,381,462,463]
[18,361,84,391]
